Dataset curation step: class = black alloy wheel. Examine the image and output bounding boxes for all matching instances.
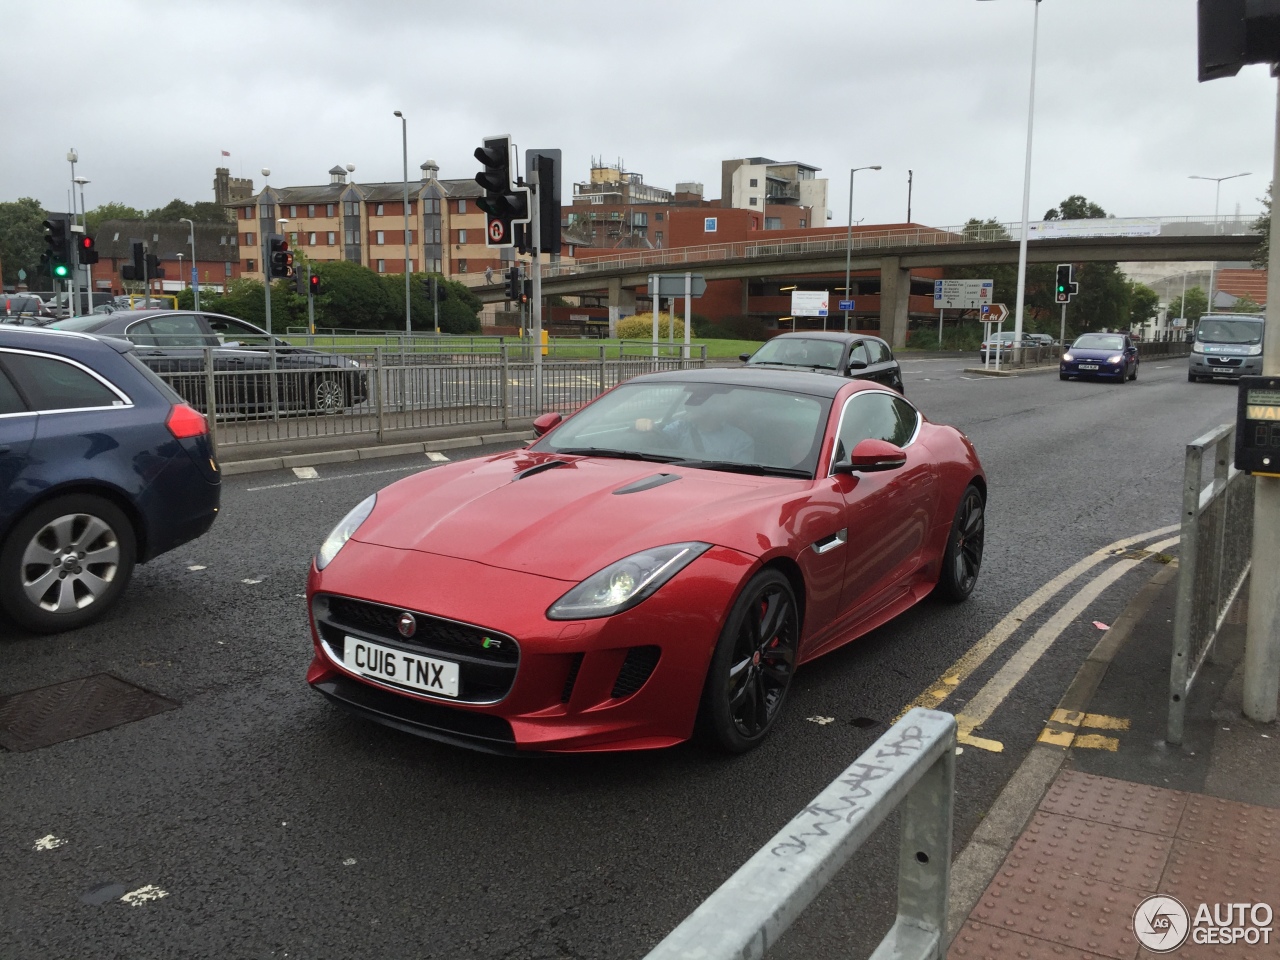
[936,484,984,602]
[697,569,799,753]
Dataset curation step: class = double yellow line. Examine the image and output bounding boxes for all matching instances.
[899,524,1180,752]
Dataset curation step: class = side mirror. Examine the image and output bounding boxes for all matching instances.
[834,438,907,474]
[847,359,869,371]
[738,353,752,363]
[532,412,563,437]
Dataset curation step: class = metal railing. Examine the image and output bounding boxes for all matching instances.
[150,343,705,452]
[644,708,956,960]
[1168,424,1255,745]
[539,214,1260,281]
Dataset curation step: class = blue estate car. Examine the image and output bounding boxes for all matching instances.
[0,327,220,633]
[1059,332,1139,383]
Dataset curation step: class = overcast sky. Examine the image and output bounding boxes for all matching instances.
[2,0,1274,229]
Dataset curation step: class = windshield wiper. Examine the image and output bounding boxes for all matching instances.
[673,459,811,478]
[553,447,686,463]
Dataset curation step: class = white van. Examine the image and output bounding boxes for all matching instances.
[1189,313,1265,383]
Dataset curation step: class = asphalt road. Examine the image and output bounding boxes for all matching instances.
[0,353,1239,960]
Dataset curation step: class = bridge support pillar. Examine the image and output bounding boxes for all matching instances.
[879,256,911,350]
[607,278,636,336]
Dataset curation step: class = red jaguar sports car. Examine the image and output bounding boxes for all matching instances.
[306,368,986,754]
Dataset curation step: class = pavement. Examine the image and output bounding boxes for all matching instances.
[946,565,1280,959]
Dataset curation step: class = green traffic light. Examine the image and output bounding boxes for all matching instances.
[53,264,69,278]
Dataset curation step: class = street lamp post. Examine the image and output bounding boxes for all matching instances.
[844,165,881,332]
[67,149,80,316]
[978,0,1041,359]
[1189,172,1251,316]
[179,217,199,310]
[394,110,411,335]
[74,175,90,313]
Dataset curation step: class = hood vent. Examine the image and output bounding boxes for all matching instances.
[612,473,680,495]
[513,459,571,481]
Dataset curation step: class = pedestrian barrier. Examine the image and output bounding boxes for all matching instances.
[148,343,705,454]
[643,708,956,960]
[1168,423,1255,744]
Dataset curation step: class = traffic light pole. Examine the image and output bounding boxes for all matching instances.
[263,236,273,336]
[1243,74,1280,724]
[1060,304,1067,346]
[530,169,543,412]
[69,227,80,318]
[307,264,315,335]
[433,276,440,335]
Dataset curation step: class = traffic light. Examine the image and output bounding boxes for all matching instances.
[504,265,521,300]
[267,235,293,279]
[43,217,70,279]
[309,273,321,297]
[145,253,165,279]
[526,149,562,258]
[1055,263,1078,304]
[1198,0,1280,82]
[76,234,98,265]
[474,135,529,248]
[520,279,532,305]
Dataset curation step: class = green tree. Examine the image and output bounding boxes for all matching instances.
[311,260,396,330]
[1044,195,1108,220]
[0,197,46,286]
[85,201,144,235]
[1168,286,1208,326]
[1253,181,1271,269]
[1228,293,1263,313]
[379,272,482,334]
[1127,282,1160,329]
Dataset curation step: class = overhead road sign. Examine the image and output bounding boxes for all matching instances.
[791,290,828,317]
[933,279,993,310]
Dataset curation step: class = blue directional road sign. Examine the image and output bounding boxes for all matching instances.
[838,299,855,311]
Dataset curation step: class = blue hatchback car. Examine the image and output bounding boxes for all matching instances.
[1059,332,1139,383]
[0,327,220,633]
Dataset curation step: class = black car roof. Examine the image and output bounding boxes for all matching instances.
[629,366,851,399]
[768,331,885,344]
[0,325,134,355]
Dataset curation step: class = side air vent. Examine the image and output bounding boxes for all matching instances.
[611,646,661,699]
[561,653,585,703]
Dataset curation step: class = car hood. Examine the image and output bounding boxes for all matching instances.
[1067,347,1124,360]
[353,451,797,581]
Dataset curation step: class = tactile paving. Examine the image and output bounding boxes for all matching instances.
[0,674,178,752]
[1160,838,1280,909]
[1040,770,1186,838]
[1176,794,1280,864]
[970,866,1143,959]
[1006,811,1173,892]
[948,920,1113,959]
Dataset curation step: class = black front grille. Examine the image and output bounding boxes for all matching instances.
[561,653,584,703]
[317,594,519,703]
[611,646,661,699]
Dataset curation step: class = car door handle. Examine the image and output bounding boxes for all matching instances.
[811,529,848,555]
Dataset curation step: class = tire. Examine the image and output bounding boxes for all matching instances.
[0,495,137,634]
[1129,363,1138,381]
[696,569,799,753]
[312,375,347,414]
[935,485,984,603]
[1188,371,1199,383]
[1059,373,1069,381]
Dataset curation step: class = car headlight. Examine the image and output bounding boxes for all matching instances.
[1062,352,1074,362]
[547,542,711,620]
[1191,343,1205,354]
[316,494,376,570]
[1107,355,1123,364]
[1247,345,1263,356]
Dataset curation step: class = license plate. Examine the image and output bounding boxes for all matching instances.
[1079,364,1099,370]
[1212,367,1233,373]
[343,636,459,698]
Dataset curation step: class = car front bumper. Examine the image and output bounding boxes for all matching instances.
[1188,355,1262,379]
[305,539,752,753]
[1060,359,1127,378]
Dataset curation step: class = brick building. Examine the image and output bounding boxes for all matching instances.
[92,220,243,297]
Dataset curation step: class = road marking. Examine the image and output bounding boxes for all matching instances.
[187,564,206,571]
[292,466,319,479]
[1038,710,1130,749]
[242,578,263,585]
[246,462,434,492]
[34,835,66,851]
[425,451,450,462]
[954,534,1179,751]
[1073,734,1120,750]
[806,716,835,725]
[1154,365,1168,369]
[121,885,168,906]
[902,523,1180,719]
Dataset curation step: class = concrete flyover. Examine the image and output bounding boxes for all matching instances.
[474,229,1262,350]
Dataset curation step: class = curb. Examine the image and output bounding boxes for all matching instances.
[944,560,1180,944]
[961,364,1061,378]
[219,430,533,477]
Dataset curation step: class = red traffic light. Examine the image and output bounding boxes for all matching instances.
[76,234,99,265]
[309,274,320,293]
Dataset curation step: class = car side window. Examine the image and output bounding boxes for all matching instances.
[142,315,214,347]
[1,354,124,411]
[206,316,274,347]
[848,342,870,366]
[0,365,27,414]
[867,340,892,364]
[834,392,918,460]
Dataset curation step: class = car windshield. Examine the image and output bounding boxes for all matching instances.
[747,338,844,370]
[533,381,830,477]
[47,315,108,332]
[1197,317,1263,345]
[1073,334,1124,351]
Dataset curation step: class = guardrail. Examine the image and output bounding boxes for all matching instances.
[279,333,707,362]
[150,344,706,453]
[1168,423,1255,745]
[643,708,956,960]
